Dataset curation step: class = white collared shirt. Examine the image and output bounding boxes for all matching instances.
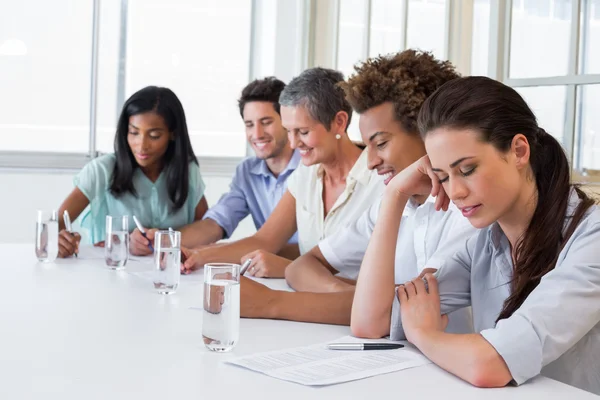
[287,149,384,254]
[320,195,477,334]
[390,190,600,395]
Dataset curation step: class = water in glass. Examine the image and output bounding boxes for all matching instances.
[154,247,181,294]
[35,210,58,262]
[202,279,240,352]
[105,231,129,269]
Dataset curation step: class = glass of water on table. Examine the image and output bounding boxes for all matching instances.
[105,215,129,269]
[153,230,181,294]
[203,263,241,352]
[35,210,59,262]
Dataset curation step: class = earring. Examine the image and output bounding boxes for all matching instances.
[335,134,341,140]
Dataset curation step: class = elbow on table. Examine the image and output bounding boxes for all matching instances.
[466,360,513,389]
[350,318,389,339]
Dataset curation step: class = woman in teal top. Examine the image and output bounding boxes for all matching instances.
[57,86,208,258]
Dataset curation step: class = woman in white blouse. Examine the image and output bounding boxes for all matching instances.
[182,68,384,276]
[352,76,600,394]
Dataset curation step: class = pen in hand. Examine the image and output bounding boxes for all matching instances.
[133,216,155,252]
[239,258,253,275]
[168,227,177,248]
[62,210,78,258]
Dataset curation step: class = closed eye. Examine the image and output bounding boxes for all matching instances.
[376,141,388,149]
[460,166,476,177]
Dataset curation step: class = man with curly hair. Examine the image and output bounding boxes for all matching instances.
[239,51,476,329]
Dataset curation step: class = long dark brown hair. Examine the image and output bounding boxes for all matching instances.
[417,76,595,322]
[111,86,197,212]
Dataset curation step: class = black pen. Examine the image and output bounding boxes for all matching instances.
[327,343,404,350]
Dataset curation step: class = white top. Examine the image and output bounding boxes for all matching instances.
[0,244,595,399]
[287,149,384,254]
[320,196,477,334]
[390,190,600,395]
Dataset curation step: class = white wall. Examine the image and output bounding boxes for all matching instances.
[0,170,256,243]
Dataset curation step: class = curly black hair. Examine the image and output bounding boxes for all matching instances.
[339,49,459,134]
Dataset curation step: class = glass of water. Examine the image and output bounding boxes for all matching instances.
[202,263,241,352]
[105,215,129,269]
[153,230,181,294]
[35,210,58,262]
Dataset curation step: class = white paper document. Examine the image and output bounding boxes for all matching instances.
[225,336,431,386]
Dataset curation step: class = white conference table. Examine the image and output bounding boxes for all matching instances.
[0,244,597,400]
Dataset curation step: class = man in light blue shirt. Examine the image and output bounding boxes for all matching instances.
[181,77,299,249]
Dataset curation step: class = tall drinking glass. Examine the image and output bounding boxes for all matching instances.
[153,230,181,294]
[202,263,240,352]
[105,215,129,269]
[35,210,58,262]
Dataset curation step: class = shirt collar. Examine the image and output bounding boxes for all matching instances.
[249,150,302,178]
[317,148,371,187]
[249,158,271,177]
[283,150,302,175]
[134,167,163,190]
[565,187,582,217]
[406,195,436,210]
[487,222,506,251]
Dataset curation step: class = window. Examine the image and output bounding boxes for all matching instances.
[471,0,491,76]
[579,0,600,74]
[336,0,450,141]
[368,0,406,59]
[97,0,252,157]
[0,0,93,153]
[337,0,449,75]
[337,0,369,81]
[0,0,254,168]
[332,0,600,183]
[503,0,600,181]
[509,0,571,79]
[515,86,568,144]
[405,0,448,60]
[574,84,600,171]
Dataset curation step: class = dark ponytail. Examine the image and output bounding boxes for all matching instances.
[418,76,595,322]
[499,128,594,321]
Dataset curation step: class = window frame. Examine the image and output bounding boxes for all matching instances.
[0,0,311,176]
[495,0,600,184]
[333,0,451,74]
[326,0,600,184]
